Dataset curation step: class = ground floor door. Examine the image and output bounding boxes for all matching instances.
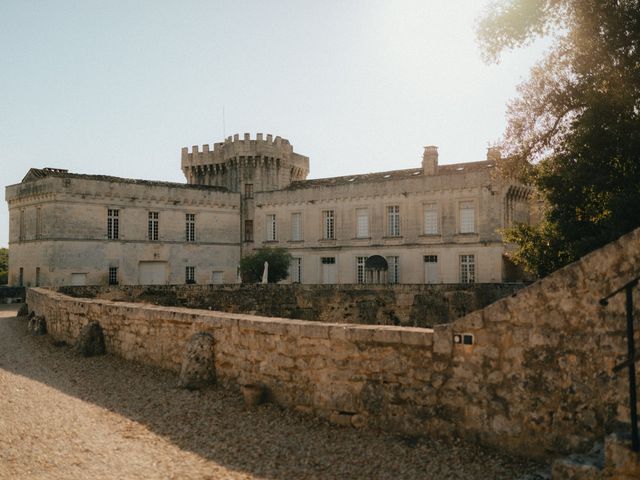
[138,261,167,285]
[321,257,336,284]
[424,255,439,284]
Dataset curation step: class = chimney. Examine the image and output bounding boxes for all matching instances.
[422,146,438,175]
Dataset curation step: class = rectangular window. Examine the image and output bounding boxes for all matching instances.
[387,256,399,284]
[290,257,302,283]
[108,267,118,285]
[244,219,254,242]
[387,205,400,236]
[244,183,253,198]
[460,254,475,284]
[356,256,367,284]
[186,213,196,242]
[35,267,40,287]
[323,210,335,239]
[356,208,369,238]
[424,255,439,284]
[291,213,302,241]
[107,209,119,240]
[459,201,475,233]
[36,207,42,239]
[321,257,336,284]
[212,271,224,284]
[19,209,25,241]
[19,267,24,287]
[266,214,277,241]
[424,203,438,235]
[186,266,196,284]
[148,211,159,241]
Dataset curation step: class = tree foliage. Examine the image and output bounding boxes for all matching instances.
[240,247,292,284]
[0,248,7,285]
[478,0,640,276]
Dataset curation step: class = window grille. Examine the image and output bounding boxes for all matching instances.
[387,205,400,236]
[186,213,195,242]
[107,209,119,240]
[244,220,254,242]
[356,256,367,284]
[266,214,277,241]
[323,210,335,239]
[460,254,475,283]
[186,266,196,284]
[290,257,302,283]
[148,211,159,241]
[108,267,118,285]
[387,256,399,283]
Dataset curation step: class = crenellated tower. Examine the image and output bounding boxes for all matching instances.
[181,133,309,192]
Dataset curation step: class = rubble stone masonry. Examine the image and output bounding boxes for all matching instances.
[27,227,640,458]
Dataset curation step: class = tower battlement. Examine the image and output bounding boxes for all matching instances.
[181,133,309,192]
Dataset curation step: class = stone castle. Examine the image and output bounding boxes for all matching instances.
[5,133,531,287]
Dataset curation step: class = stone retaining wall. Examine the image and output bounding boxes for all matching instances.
[27,227,640,458]
[58,283,525,327]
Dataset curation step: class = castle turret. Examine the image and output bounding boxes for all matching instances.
[422,145,438,175]
[181,133,309,193]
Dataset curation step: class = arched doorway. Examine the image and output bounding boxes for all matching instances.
[364,255,388,284]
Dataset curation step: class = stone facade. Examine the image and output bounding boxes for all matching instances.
[6,133,531,287]
[27,226,640,458]
[5,170,240,287]
[183,134,531,285]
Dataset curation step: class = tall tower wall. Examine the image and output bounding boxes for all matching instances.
[181,133,309,193]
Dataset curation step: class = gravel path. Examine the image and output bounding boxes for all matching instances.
[0,305,547,479]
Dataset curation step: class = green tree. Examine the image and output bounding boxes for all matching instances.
[478,0,640,277]
[0,248,7,285]
[240,247,292,283]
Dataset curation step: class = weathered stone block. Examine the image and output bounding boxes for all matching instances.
[178,332,216,389]
[75,321,106,357]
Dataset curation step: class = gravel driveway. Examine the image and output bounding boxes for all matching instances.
[0,305,546,479]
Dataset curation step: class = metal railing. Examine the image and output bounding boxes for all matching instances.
[600,275,640,452]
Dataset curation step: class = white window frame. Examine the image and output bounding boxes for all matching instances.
[387,205,400,237]
[459,201,475,234]
[291,212,302,241]
[290,257,302,283]
[323,210,335,240]
[186,213,196,242]
[148,211,159,241]
[424,254,439,284]
[356,208,369,238]
[387,256,399,284]
[266,214,277,241]
[460,254,475,284]
[186,266,196,284]
[423,203,438,235]
[108,209,119,240]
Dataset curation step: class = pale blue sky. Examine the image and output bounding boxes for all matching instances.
[0,1,546,247]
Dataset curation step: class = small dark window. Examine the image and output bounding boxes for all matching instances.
[244,184,253,198]
[244,220,254,242]
[108,267,118,285]
[463,334,474,345]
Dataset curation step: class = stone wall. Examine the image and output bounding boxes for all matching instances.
[27,227,640,458]
[58,283,524,327]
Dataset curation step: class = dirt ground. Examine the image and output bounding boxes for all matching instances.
[0,304,547,479]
